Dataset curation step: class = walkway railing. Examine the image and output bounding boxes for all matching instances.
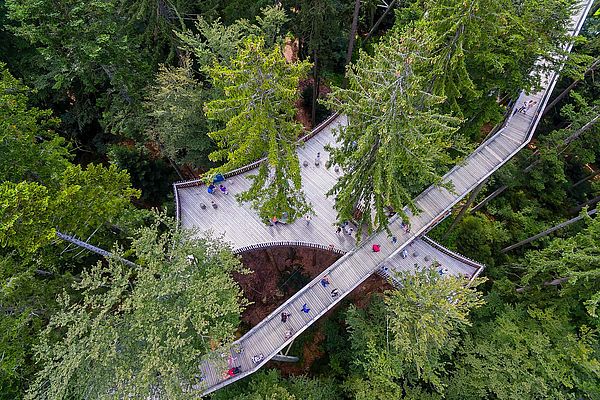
[172,113,341,220]
[234,241,346,256]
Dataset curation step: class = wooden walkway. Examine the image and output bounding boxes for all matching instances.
[173,0,593,395]
[175,114,360,253]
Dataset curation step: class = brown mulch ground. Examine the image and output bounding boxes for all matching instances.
[234,246,393,374]
[235,246,342,327]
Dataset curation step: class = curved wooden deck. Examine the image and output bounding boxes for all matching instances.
[175,115,360,253]
[172,1,593,395]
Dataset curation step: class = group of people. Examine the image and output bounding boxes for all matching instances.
[207,183,228,195]
[515,99,538,115]
[320,275,340,298]
[268,213,311,226]
[277,274,342,340]
[336,221,354,236]
[400,221,411,234]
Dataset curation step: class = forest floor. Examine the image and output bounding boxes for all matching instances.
[234,246,393,373]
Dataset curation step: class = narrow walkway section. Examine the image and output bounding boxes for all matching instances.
[187,1,593,395]
[377,237,485,286]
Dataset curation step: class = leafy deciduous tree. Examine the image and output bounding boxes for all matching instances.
[25,220,249,400]
[446,305,600,400]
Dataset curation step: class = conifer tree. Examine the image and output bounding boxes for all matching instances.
[204,36,312,222]
[145,58,212,169]
[324,26,466,234]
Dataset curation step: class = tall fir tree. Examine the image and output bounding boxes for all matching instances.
[204,36,312,222]
[324,25,467,234]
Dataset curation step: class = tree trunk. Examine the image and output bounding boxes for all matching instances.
[568,195,600,215]
[542,59,600,117]
[311,49,319,127]
[166,155,185,180]
[501,208,598,253]
[442,180,486,239]
[516,276,570,293]
[570,170,600,189]
[471,185,508,213]
[56,231,138,267]
[363,0,396,43]
[343,0,361,88]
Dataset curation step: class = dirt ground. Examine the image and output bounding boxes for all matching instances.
[234,246,393,374]
[235,246,341,326]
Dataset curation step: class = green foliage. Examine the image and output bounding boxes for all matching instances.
[0,63,140,255]
[345,269,484,397]
[26,220,248,400]
[220,0,274,25]
[177,5,289,67]
[409,0,580,138]
[212,369,340,400]
[205,36,312,221]
[283,0,348,68]
[446,304,600,400]
[0,255,74,399]
[0,181,54,254]
[145,58,214,169]
[117,0,192,63]
[518,213,600,322]
[108,144,176,205]
[519,94,599,208]
[324,25,466,234]
[452,214,510,269]
[384,269,485,386]
[0,163,139,255]
[0,62,69,184]
[5,0,153,138]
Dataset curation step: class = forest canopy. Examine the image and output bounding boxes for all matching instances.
[0,0,599,399]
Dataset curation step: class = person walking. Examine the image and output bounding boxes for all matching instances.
[320,275,330,287]
[331,288,339,298]
[211,200,218,209]
[281,312,291,323]
[524,100,537,114]
[336,226,342,234]
[301,303,310,313]
[305,214,312,226]
[515,100,529,114]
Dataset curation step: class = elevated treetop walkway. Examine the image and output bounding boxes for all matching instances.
[169,0,593,395]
